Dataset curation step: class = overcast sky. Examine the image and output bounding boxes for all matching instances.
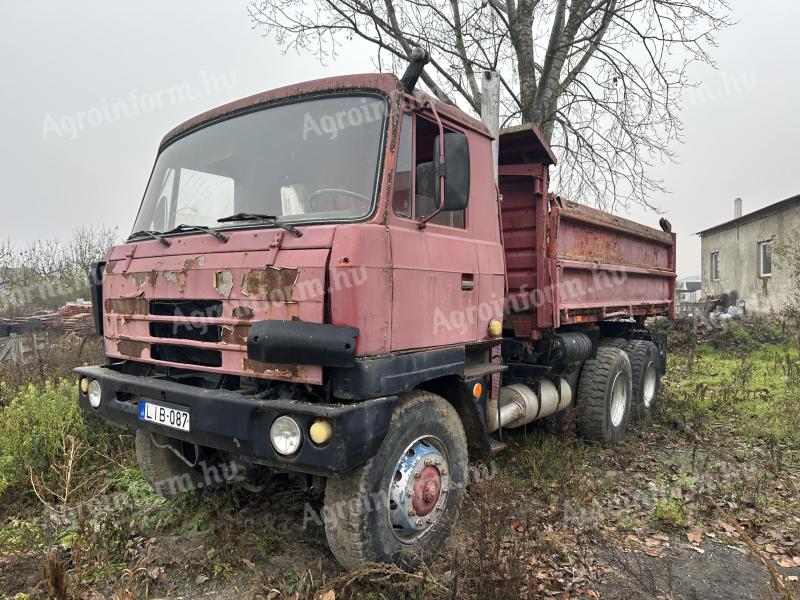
[1,0,798,278]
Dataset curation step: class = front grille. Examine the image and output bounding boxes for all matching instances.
[149,299,223,318]
[149,321,222,343]
[150,344,222,368]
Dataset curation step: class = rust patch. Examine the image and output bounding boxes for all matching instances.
[129,271,157,288]
[232,306,254,319]
[221,324,251,346]
[105,261,119,275]
[163,256,206,294]
[184,256,205,270]
[105,296,148,315]
[214,270,234,298]
[241,267,299,302]
[117,338,148,358]
[242,358,298,378]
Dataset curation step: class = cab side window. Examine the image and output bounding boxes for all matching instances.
[392,113,466,228]
[392,113,413,218]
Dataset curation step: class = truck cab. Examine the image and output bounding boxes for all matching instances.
[76,55,675,569]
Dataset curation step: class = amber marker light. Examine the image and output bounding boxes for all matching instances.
[309,419,333,445]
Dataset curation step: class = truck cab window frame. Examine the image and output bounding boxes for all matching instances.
[391,112,466,228]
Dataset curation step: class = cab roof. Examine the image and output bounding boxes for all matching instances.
[160,72,492,148]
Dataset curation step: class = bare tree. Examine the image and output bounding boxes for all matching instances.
[0,239,12,288]
[249,0,730,211]
[0,226,118,316]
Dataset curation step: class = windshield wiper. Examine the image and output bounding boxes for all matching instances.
[128,230,171,246]
[162,224,229,242]
[217,213,303,237]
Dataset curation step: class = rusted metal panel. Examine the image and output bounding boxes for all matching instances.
[499,168,676,334]
[101,230,329,384]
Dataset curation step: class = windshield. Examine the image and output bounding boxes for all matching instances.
[132,94,387,234]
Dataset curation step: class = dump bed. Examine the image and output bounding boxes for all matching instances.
[498,124,676,337]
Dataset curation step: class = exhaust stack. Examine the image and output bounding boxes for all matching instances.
[400,47,431,93]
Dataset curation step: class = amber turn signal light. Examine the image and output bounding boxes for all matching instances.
[309,419,333,445]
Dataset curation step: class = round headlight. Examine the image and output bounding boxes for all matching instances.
[270,415,302,456]
[88,380,102,409]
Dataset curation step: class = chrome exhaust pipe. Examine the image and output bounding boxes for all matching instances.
[487,379,572,432]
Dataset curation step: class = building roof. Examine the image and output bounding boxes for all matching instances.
[697,194,800,236]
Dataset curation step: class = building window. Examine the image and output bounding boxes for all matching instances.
[710,252,720,281]
[759,241,773,277]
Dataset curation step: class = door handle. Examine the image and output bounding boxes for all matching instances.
[461,273,474,291]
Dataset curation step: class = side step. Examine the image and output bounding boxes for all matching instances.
[462,363,508,379]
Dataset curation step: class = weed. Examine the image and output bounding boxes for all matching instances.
[652,498,685,528]
[0,379,133,504]
[0,518,46,553]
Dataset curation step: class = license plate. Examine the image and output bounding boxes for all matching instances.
[138,400,191,432]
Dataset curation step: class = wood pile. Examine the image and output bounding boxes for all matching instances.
[0,300,94,338]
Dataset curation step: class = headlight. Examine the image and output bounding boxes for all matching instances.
[270,416,302,456]
[88,380,102,409]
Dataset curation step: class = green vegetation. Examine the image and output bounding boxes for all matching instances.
[664,338,800,446]
[0,378,133,505]
[652,498,686,528]
[2,317,799,599]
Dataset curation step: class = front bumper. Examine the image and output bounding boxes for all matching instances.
[74,365,397,475]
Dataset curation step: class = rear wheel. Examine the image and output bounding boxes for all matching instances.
[576,347,632,444]
[626,340,661,422]
[323,390,468,569]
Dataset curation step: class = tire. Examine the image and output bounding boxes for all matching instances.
[625,340,661,422]
[135,430,204,499]
[323,390,468,569]
[600,337,628,349]
[576,347,633,444]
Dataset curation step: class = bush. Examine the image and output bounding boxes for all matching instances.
[0,379,132,504]
[0,334,104,394]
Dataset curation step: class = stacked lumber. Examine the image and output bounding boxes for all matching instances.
[63,313,94,336]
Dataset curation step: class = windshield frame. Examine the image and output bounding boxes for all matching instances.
[129,90,391,241]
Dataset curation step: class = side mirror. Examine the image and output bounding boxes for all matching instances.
[433,133,470,211]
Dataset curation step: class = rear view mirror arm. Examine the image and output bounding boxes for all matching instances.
[418,99,446,229]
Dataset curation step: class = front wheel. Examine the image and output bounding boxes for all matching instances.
[323,390,468,569]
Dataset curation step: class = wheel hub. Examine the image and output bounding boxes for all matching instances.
[609,371,628,427]
[412,466,442,516]
[388,437,449,541]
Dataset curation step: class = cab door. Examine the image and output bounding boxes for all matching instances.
[387,112,480,351]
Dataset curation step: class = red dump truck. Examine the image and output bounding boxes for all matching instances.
[75,51,676,568]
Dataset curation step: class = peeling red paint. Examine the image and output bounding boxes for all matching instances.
[221,324,251,346]
[105,297,148,315]
[117,338,148,358]
[232,306,254,319]
[241,267,299,301]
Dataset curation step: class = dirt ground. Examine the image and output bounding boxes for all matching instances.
[2,326,800,599]
[2,419,798,599]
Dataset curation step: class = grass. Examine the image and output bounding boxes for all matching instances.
[663,338,800,447]
[2,322,800,599]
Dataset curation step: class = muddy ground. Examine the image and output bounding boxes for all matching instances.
[2,327,800,599]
